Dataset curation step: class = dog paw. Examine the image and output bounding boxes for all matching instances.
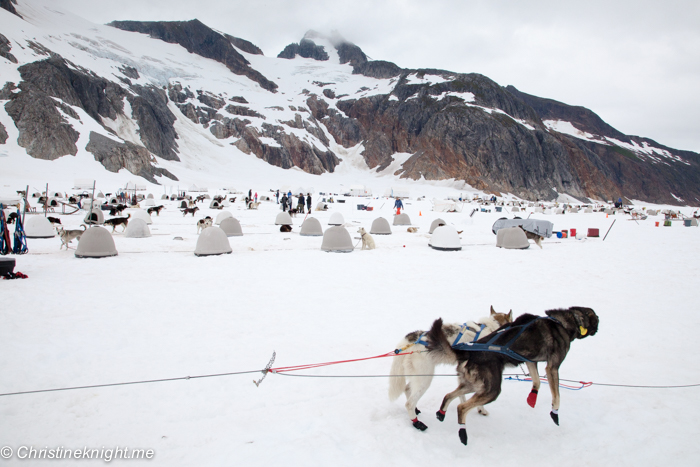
[527,389,538,408]
[459,428,468,445]
[415,407,421,415]
[550,410,559,426]
[477,407,489,416]
[412,419,428,431]
[436,410,446,422]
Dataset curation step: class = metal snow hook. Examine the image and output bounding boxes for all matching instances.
[253,351,276,387]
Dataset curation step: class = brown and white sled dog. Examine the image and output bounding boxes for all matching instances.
[389,306,513,431]
[57,225,87,249]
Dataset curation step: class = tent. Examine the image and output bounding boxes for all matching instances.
[429,226,462,251]
[349,185,372,197]
[275,212,293,225]
[215,211,233,225]
[194,227,232,256]
[124,218,151,238]
[96,192,105,198]
[220,217,243,237]
[370,217,391,235]
[496,227,530,249]
[393,213,411,225]
[24,216,55,238]
[328,212,345,226]
[429,218,446,234]
[300,217,323,236]
[321,226,354,252]
[75,227,118,258]
[130,209,152,225]
[432,199,461,213]
[84,209,104,225]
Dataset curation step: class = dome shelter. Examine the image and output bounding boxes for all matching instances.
[161,194,168,200]
[275,212,293,225]
[429,218,447,234]
[180,200,188,209]
[209,200,223,209]
[300,217,323,236]
[75,226,118,258]
[96,192,104,198]
[130,209,152,225]
[84,209,104,225]
[215,211,233,225]
[142,198,155,207]
[393,213,412,226]
[321,226,354,252]
[194,226,232,256]
[429,226,462,251]
[25,216,55,238]
[496,227,529,249]
[124,218,151,238]
[328,212,345,226]
[147,193,154,199]
[220,217,243,237]
[108,196,119,204]
[370,217,391,235]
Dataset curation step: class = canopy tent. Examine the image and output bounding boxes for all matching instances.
[496,227,530,249]
[300,217,323,236]
[393,213,411,225]
[75,227,118,258]
[219,217,243,237]
[321,226,354,252]
[370,217,391,235]
[194,227,232,256]
[124,218,151,238]
[215,211,233,225]
[328,212,345,226]
[275,212,293,225]
[491,218,553,238]
[24,216,55,238]
[429,218,447,234]
[429,226,462,251]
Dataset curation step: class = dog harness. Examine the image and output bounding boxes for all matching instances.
[452,322,487,346]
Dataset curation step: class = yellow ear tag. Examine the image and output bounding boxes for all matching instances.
[580,326,588,336]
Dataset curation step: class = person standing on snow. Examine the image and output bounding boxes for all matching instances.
[281,194,288,211]
[394,197,404,215]
[276,190,280,204]
[306,193,312,213]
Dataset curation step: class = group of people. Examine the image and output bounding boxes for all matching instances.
[278,189,311,213]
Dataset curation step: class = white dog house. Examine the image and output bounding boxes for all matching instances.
[321,226,354,252]
[147,193,154,199]
[300,217,323,236]
[429,218,446,234]
[219,217,243,237]
[24,216,55,238]
[393,213,411,226]
[161,194,168,200]
[429,226,462,251]
[130,209,152,225]
[124,218,151,238]
[75,226,118,258]
[328,212,345,226]
[370,217,391,235]
[215,211,233,225]
[194,227,232,256]
[209,200,223,209]
[84,209,104,225]
[496,227,529,249]
[275,212,293,225]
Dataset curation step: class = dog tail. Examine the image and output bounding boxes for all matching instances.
[426,318,457,363]
[388,339,409,401]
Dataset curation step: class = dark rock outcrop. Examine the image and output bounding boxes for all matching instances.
[0,0,21,18]
[0,33,18,63]
[223,34,263,55]
[85,131,178,183]
[0,121,8,144]
[278,39,329,61]
[127,85,180,161]
[109,20,277,92]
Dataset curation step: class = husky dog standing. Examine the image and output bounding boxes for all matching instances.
[389,306,513,431]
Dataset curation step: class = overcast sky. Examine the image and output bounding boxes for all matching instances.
[55,0,700,153]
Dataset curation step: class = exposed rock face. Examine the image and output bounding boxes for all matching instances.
[0,33,18,64]
[278,38,329,61]
[127,85,180,161]
[0,121,8,144]
[223,34,263,55]
[85,132,178,183]
[108,20,277,92]
[0,0,21,18]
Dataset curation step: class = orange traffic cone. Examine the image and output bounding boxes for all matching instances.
[419,211,422,216]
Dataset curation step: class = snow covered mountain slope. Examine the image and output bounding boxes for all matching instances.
[1,0,698,204]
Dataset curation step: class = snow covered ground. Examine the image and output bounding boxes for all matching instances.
[1,193,699,466]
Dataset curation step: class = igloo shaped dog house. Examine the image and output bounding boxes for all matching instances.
[328,212,345,226]
[370,217,391,235]
[142,198,155,207]
[275,212,293,225]
[194,226,232,256]
[24,216,55,238]
[124,218,151,238]
[130,209,153,225]
[429,225,462,251]
[321,226,354,252]
[215,211,233,225]
[75,226,118,258]
[393,213,411,226]
[219,217,243,237]
[496,227,529,249]
[429,218,447,234]
[84,208,104,225]
[300,217,323,236]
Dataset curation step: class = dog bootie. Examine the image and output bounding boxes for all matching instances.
[527,389,538,408]
[411,418,427,431]
[436,410,446,422]
[459,426,468,445]
[550,409,559,426]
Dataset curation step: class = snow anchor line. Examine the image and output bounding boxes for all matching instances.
[505,375,593,390]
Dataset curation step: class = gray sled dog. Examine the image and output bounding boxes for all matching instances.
[389,306,513,431]
[427,306,599,446]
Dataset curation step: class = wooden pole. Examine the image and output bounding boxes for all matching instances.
[603,219,616,241]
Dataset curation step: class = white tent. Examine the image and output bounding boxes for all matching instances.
[328,212,345,226]
[370,217,392,235]
[25,216,55,238]
[384,187,410,198]
[300,217,323,236]
[496,227,530,249]
[215,211,233,225]
[194,227,232,256]
[219,217,243,237]
[129,209,152,225]
[124,218,151,238]
[275,212,293,225]
[73,179,95,190]
[75,227,118,258]
[393,213,411,225]
[321,226,354,252]
[432,199,462,213]
[349,185,372,197]
[429,226,462,251]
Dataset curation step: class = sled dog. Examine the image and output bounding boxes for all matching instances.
[389,306,513,431]
[196,216,213,234]
[358,227,375,250]
[57,225,87,249]
[104,214,130,233]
